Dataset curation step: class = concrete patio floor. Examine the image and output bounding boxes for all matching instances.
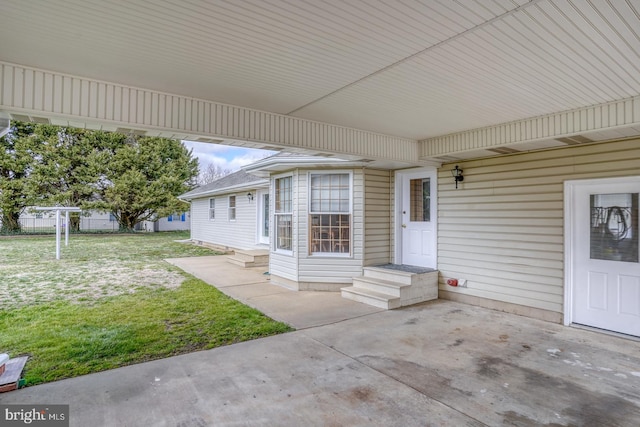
[1,256,639,426]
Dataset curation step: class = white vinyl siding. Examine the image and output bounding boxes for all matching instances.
[437,139,640,315]
[363,169,392,266]
[268,252,298,282]
[189,192,259,250]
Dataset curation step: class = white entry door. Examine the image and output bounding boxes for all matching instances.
[257,191,269,245]
[398,169,437,268]
[568,178,640,337]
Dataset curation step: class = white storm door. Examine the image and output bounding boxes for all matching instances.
[571,179,640,337]
[257,191,270,245]
[400,170,437,268]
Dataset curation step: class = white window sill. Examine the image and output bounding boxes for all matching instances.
[274,249,293,256]
[309,252,351,258]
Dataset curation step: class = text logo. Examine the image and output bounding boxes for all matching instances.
[0,405,68,426]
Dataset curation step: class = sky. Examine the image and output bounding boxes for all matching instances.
[182,140,276,172]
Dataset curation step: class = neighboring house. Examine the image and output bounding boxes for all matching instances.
[157,212,190,231]
[179,170,269,250]
[14,209,190,233]
[136,212,191,232]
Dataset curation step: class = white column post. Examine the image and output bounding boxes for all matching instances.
[65,211,70,246]
[55,209,61,260]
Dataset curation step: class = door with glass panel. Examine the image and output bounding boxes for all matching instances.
[399,170,437,268]
[257,190,269,245]
[571,178,640,337]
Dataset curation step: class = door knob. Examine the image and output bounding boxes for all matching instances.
[402,224,406,228]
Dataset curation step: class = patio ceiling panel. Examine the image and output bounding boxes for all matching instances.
[0,0,639,160]
[0,0,525,118]
[291,0,640,140]
[0,1,531,126]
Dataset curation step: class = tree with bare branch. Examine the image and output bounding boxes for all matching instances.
[198,163,231,185]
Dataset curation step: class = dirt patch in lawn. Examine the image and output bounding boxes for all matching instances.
[0,233,219,310]
[0,260,185,309]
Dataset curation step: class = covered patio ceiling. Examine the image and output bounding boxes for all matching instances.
[1,0,639,163]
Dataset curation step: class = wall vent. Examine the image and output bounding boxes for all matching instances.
[487,147,519,154]
[556,135,593,145]
[195,137,224,143]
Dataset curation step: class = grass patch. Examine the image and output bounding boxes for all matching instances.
[0,232,292,385]
[0,232,219,309]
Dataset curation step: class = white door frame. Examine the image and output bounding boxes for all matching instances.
[394,167,438,267]
[563,175,640,327]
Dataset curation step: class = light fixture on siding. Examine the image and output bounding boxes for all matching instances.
[451,165,464,189]
[247,192,254,202]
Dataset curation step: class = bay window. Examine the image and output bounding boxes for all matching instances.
[309,172,351,255]
[275,176,292,251]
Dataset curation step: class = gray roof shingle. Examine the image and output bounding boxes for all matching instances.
[180,169,267,200]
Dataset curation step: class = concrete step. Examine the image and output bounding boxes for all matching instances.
[226,249,269,268]
[344,266,439,310]
[363,266,416,285]
[226,256,268,268]
[233,249,269,261]
[351,276,408,298]
[341,286,401,310]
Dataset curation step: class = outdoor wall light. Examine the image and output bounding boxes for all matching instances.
[247,192,254,202]
[451,165,464,189]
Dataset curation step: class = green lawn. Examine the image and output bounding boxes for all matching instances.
[0,232,292,385]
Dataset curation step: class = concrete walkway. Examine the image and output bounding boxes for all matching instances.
[2,256,639,426]
[165,256,384,329]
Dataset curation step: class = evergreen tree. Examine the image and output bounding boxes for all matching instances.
[91,136,199,232]
[27,125,127,230]
[0,122,35,233]
[1,122,198,233]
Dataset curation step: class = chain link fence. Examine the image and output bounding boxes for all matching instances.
[1,216,121,235]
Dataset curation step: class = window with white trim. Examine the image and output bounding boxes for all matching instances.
[209,198,215,220]
[309,172,351,255]
[228,195,236,221]
[274,176,292,251]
